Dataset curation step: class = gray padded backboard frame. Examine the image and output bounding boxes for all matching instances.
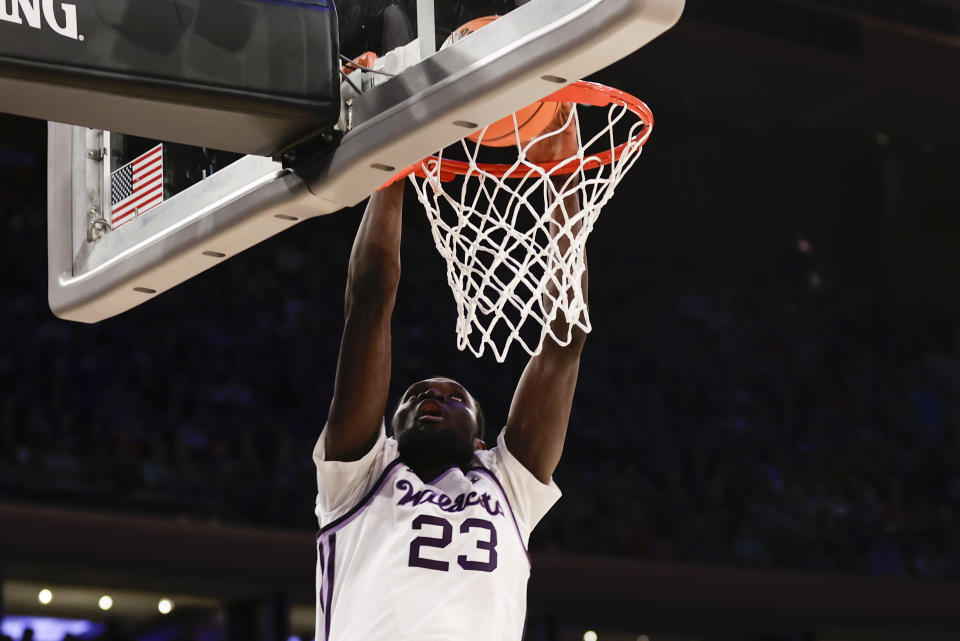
[49,0,685,322]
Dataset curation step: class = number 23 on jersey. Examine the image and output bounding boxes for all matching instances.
[408,515,498,572]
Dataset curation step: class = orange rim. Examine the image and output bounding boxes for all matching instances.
[382,81,653,188]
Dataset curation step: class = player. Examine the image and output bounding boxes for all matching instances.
[313,105,585,641]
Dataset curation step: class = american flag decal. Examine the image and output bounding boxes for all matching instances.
[110,143,164,227]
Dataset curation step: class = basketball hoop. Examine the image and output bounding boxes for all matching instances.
[394,81,653,362]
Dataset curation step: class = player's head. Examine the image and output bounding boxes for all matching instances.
[392,377,486,474]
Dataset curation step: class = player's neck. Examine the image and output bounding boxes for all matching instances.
[408,460,472,484]
[396,430,476,481]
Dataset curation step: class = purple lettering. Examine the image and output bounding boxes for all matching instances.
[395,480,504,516]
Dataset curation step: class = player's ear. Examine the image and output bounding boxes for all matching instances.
[473,437,487,451]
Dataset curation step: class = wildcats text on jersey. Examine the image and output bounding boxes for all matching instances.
[395,477,505,516]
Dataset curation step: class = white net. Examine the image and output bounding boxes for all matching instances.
[407,85,651,362]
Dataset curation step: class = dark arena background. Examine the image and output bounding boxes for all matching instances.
[2,0,960,640]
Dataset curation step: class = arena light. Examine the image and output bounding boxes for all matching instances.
[158,599,174,615]
[583,631,598,641]
[98,595,113,611]
[38,589,53,605]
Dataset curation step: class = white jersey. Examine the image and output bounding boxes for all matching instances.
[313,425,561,641]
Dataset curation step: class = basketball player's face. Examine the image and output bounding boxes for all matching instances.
[393,378,484,472]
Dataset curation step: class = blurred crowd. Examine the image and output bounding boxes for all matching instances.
[536,260,960,579]
[2,156,959,581]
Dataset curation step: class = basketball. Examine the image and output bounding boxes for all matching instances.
[442,15,560,148]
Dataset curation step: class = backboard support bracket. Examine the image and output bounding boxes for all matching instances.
[417,0,437,59]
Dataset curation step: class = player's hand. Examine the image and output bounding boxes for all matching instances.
[525,102,577,164]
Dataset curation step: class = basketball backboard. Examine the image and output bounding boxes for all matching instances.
[0,0,340,155]
[46,0,685,323]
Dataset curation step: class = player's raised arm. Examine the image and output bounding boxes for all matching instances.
[505,105,587,483]
[323,181,404,461]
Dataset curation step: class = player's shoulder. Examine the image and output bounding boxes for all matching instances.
[471,428,515,472]
[385,434,399,454]
[471,444,504,477]
[472,446,496,467]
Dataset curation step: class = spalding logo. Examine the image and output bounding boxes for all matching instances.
[0,0,82,41]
